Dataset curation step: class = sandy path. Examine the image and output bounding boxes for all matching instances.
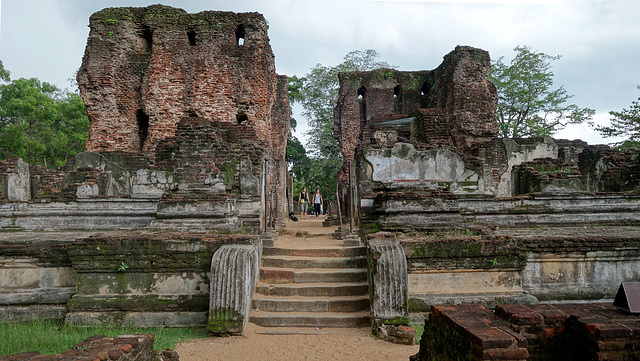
[175,216,418,360]
[176,323,418,361]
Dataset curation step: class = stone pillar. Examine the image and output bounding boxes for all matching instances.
[368,238,409,341]
[208,240,262,335]
[7,159,30,202]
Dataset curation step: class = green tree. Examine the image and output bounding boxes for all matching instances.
[0,61,10,82]
[286,75,305,106]
[490,46,594,138]
[596,84,640,149]
[0,61,89,168]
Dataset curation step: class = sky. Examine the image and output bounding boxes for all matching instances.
[1,0,639,146]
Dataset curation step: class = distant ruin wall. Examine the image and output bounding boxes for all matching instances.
[428,46,498,147]
[78,5,278,158]
[334,46,497,170]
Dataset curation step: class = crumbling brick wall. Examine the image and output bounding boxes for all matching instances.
[413,303,640,361]
[155,117,265,189]
[78,5,278,159]
[334,46,498,169]
[270,75,292,220]
[335,46,498,217]
[75,5,291,225]
[579,145,640,192]
[427,46,498,147]
[512,157,587,195]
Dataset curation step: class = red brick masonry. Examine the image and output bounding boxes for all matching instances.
[413,303,640,361]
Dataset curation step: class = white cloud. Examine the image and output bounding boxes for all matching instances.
[555,112,625,145]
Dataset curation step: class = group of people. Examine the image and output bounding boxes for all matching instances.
[298,187,323,219]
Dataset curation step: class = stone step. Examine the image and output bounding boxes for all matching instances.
[249,310,370,328]
[255,282,369,297]
[252,295,369,313]
[260,267,368,284]
[263,246,366,258]
[261,255,367,269]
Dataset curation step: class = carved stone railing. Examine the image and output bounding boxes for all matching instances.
[208,240,262,335]
[367,237,409,342]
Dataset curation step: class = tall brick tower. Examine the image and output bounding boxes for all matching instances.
[77,5,284,159]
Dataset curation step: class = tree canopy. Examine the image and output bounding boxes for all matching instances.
[596,84,640,149]
[490,46,594,138]
[0,60,89,168]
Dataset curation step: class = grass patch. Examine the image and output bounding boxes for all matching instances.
[410,319,425,344]
[0,319,207,356]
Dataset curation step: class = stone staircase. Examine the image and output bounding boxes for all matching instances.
[249,246,371,328]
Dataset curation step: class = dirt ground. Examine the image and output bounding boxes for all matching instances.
[175,323,419,361]
[175,215,419,361]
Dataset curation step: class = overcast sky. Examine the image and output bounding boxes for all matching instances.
[1,0,639,145]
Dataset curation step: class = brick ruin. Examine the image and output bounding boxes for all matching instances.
[0,5,290,335]
[1,5,640,360]
[412,303,640,361]
[78,6,282,158]
[334,46,640,344]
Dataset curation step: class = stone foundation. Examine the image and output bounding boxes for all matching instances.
[0,231,257,326]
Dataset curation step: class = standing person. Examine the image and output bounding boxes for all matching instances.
[298,187,309,219]
[313,188,323,218]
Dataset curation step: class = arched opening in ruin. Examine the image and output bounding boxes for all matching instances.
[393,85,401,99]
[141,25,153,53]
[357,86,367,121]
[235,25,245,46]
[136,110,150,151]
[236,112,248,124]
[187,30,197,46]
[421,81,431,97]
[357,86,366,102]
[393,85,402,113]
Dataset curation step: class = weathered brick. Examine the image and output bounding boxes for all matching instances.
[586,322,632,339]
[466,327,515,349]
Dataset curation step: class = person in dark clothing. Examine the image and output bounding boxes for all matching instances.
[298,187,309,219]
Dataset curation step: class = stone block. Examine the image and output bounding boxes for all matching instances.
[75,184,99,198]
[208,241,262,335]
[6,159,30,202]
[368,238,408,320]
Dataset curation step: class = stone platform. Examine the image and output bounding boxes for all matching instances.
[413,302,640,361]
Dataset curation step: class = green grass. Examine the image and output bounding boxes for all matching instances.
[410,319,425,344]
[0,319,207,357]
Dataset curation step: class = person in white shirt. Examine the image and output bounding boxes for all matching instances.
[313,188,323,217]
